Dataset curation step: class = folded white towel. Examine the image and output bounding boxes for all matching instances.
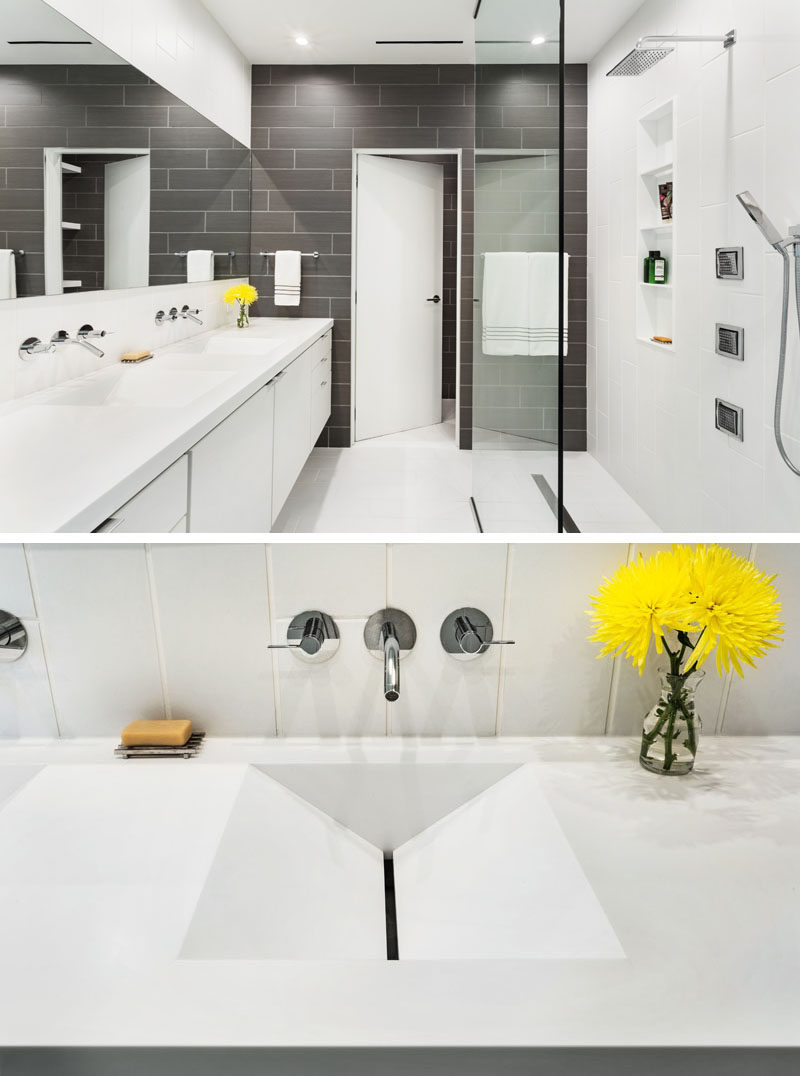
[274,250,302,307]
[481,252,529,356]
[528,252,569,357]
[186,249,214,283]
[0,250,17,300]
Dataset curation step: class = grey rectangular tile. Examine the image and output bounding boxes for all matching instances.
[298,82,379,106]
[381,83,465,106]
[268,126,353,149]
[334,105,419,127]
[253,105,334,127]
[355,65,439,84]
[251,84,297,106]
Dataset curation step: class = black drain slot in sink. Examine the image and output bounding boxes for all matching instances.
[384,855,399,961]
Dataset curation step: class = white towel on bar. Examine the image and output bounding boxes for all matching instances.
[528,252,569,357]
[481,252,529,355]
[186,249,214,283]
[274,250,302,307]
[0,250,17,299]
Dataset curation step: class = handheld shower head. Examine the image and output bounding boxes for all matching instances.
[737,191,785,250]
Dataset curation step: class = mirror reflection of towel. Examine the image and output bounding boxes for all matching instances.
[186,249,214,283]
[0,250,17,299]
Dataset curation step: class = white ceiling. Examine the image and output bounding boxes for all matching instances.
[0,0,122,65]
[201,0,647,65]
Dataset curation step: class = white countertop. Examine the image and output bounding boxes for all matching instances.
[0,317,333,533]
[0,736,797,1049]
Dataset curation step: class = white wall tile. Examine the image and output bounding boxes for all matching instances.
[275,618,386,737]
[27,545,164,736]
[723,544,800,734]
[149,544,276,736]
[387,543,508,737]
[0,622,59,739]
[500,544,628,735]
[269,544,386,620]
[588,0,800,532]
[1,278,242,405]
[0,546,34,621]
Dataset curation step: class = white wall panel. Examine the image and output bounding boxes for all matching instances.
[43,0,251,145]
[27,545,164,737]
[149,544,276,737]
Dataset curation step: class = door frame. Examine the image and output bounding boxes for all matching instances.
[351,147,463,447]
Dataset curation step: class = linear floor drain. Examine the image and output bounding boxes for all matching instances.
[384,855,399,961]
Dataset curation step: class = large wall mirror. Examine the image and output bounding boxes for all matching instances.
[0,0,250,300]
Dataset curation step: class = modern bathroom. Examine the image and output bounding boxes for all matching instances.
[0,0,796,533]
[0,1,799,1074]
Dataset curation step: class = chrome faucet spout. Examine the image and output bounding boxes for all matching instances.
[364,608,416,704]
[382,622,400,702]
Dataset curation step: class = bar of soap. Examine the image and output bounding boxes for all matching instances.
[121,719,193,747]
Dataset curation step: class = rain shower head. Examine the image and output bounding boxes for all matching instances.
[607,45,673,77]
[737,191,785,251]
[607,29,736,77]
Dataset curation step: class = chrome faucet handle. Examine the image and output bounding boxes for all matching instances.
[0,610,27,663]
[440,608,515,660]
[50,329,71,347]
[364,608,417,703]
[78,324,114,340]
[18,336,55,361]
[180,305,204,325]
[268,611,340,664]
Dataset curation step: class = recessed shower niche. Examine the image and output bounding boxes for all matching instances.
[636,98,676,351]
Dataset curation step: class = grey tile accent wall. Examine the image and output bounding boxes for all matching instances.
[474,64,588,453]
[0,65,250,296]
[250,63,587,452]
[249,64,475,449]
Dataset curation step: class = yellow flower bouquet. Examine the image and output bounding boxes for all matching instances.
[224,283,259,329]
[588,546,784,775]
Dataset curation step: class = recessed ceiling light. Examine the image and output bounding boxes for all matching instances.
[295,35,310,47]
[531,35,547,46]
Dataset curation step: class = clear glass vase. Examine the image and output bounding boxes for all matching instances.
[236,302,250,329]
[639,668,704,776]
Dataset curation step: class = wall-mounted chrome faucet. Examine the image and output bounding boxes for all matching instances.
[0,611,27,663]
[268,611,340,663]
[181,305,203,325]
[364,609,416,702]
[76,324,112,358]
[155,307,179,326]
[440,608,515,660]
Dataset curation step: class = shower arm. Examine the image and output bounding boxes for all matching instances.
[636,30,737,50]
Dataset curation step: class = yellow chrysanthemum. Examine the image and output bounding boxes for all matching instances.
[588,550,694,674]
[682,545,784,677]
[224,283,259,306]
[588,545,784,678]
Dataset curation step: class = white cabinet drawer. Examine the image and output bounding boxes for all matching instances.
[310,365,332,447]
[94,457,188,533]
[310,329,332,374]
[188,383,275,533]
[272,350,312,523]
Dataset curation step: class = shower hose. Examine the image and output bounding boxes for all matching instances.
[777,240,800,477]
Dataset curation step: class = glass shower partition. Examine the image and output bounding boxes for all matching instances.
[471,0,567,532]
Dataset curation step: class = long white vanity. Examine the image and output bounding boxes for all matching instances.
[0,318,333,533]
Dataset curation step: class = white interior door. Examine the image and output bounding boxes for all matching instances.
[104,155,150,290]
[355,154,443,442]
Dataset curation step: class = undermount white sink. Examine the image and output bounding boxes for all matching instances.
[0,761,625,965]
[42,367,232,409]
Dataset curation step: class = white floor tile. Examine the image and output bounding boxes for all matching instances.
[274,422,660,535]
